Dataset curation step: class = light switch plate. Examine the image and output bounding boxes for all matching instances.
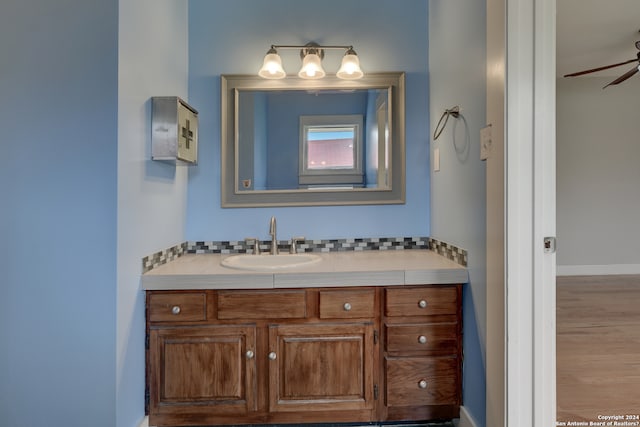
[480,125,492,161]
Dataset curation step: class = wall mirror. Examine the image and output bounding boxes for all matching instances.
[221,72,405,207]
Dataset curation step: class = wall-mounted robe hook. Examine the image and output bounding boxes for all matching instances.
[433,105,461,140]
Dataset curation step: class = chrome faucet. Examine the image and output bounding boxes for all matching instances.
[290,236,305,254]
[269,216,278,255]
[244,237,261,255]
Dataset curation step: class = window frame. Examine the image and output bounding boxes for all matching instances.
[298,114,364,187]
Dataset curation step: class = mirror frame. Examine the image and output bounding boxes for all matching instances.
[221,72,405,207]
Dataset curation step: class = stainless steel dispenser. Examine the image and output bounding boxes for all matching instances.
[151,96,198,164]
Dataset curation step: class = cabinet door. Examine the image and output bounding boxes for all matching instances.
[268,323,375,413]
[149,325,256,419]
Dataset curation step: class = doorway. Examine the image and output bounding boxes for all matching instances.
[556,0,640,422]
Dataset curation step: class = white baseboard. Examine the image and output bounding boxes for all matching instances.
[557,263,640,276]
[454,405,480,427]
[137,416,149,427]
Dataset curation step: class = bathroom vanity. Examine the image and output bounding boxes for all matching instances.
[143,250,466,426]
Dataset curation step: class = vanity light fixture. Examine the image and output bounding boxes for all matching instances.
[259,47,286,79]
[258,42,363,80]
[298,44,326,79]
[336,47,363,79]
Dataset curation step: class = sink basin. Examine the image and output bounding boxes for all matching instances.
[221,253,321,271]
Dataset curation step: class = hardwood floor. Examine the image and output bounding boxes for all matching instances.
[557,275,640,423]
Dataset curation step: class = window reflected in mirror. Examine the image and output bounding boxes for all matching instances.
[299,115,363,188]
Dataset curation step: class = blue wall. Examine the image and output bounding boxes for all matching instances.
[0,0,118,425]
[117,2,189,427]
[1,1,189,427]
[429,1,488,426]
[187,0,430,241]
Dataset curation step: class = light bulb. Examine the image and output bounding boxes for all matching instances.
[259,49,286,79]
[298,53,325,79]
[337,48,363,80]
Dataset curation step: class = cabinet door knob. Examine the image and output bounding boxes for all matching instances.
[418,379,428,389]
[171,305,181,315]
[246,350,255,359]
[418,335,427,344]
[343,302,352,311]
[268,352,277,360]
[418,299,428,308]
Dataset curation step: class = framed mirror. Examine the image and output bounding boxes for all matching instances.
[221,72,405,207]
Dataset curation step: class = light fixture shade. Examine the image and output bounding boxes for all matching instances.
[298,53,326,79]
[258,49,286,79]
[336,49,363,79]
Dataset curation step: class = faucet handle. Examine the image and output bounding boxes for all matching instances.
[244,237,261,255]
[290,236,306,254]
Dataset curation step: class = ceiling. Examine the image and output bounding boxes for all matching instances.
[557,0,640,78]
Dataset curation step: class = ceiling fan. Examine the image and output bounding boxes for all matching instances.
[564,41,640,88]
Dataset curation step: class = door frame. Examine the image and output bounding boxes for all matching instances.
[505,0,556,426]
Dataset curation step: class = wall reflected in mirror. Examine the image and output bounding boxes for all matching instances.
[237,89,389,192]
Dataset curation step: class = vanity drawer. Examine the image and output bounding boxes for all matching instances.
[385,286,458,317]
[385,323,458,354]
[217,290,307,319]
[319,289,375,319]
[148,292,207,323]
[385,356,459,406]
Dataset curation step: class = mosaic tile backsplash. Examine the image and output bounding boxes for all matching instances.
[142,237,467,274]
[142,242,188,273]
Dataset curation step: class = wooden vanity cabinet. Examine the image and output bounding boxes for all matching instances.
[146,285,461,426]
[146,288,379,426]
[383,285,463,420]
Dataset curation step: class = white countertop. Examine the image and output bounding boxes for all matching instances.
[142,250,468,290]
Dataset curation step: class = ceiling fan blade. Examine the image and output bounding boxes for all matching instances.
[563,58,638,77]
[603,66,639,88]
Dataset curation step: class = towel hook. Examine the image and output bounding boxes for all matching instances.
[433,106,460,140]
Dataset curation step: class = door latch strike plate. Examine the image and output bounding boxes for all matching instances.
[543,237,556,254]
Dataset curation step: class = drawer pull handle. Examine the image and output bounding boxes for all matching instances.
[246,350,255,359]
[418,299,428,308]
[343,302,352,311]
[418,379,428,389]
[268,352,277,361]
[418,335,427,344]
[171,306,181,315]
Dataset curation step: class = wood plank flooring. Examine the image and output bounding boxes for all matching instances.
[557,275,640,423]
